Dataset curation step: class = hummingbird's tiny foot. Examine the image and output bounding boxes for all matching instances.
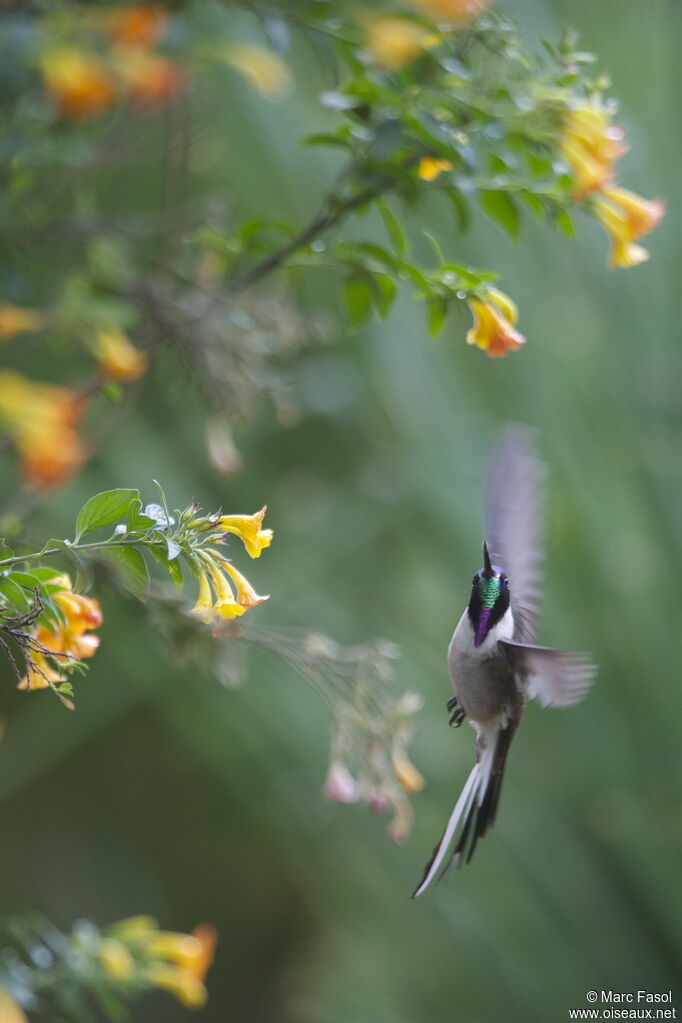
[446,697,466,728]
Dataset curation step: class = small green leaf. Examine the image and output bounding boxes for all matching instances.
[426,297,448,338]
[372,274,397,319]
[0,543,13,561]
[554,207,576,238]
[423,230,445,263]
[377,202,407,256]
[343,274,374,329]
[303,132,351,149]
[479,190,521,240]
[75,489,140,540]
[103,546,149,599]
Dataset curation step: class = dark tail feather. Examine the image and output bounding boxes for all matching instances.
[437,725,515,881]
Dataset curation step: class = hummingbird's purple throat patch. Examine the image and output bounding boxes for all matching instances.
[475,608,492,646]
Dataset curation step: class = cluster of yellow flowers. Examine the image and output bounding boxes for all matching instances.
[190,507,272,625]
[41,5,183,121]
[362,0,493,71]
[0,372,87,489]
[100,915,217,1009]
[18,574,103,691]
[0,916,217,1018]
[0,308,146,486]
[561,103,665,267]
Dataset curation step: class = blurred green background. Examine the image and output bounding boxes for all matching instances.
[1,0,680,1020]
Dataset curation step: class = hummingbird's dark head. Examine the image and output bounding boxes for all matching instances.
[467,542,510,647]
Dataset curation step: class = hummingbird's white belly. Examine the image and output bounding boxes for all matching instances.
[448,607,516,724]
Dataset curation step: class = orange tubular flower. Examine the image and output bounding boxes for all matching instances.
[593,187,665,268]
[18,575,102,690]
[466,288,526,358]
[107,5,167,47]
[560,104,626,200]
[114,48,184,107]
[0,371,87,488]
[95,325,148,382]
[41,49,117,120]
[0,303,45,342]
[215,557,269,612]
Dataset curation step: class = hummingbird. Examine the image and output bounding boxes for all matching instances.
[412,426,596,897]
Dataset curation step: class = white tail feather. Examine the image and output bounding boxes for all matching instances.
[412,735,498,898]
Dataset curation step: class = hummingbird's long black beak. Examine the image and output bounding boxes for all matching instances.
[482,542,494,578]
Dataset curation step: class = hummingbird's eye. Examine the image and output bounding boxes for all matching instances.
[500,574,508,587]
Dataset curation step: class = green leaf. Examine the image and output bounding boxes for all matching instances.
[0,576,31,614]
[479,190,521,240]
[125,498,157,534]
[0,542,13,561]
[426,297,448,338]
[372,274,397,319]
[303,133,351,149]
[75,489,140,540]
[343,274,374,329]
[554,207,576,238]
[377,202,407,256]
[423,230,445,263]
[103,546,149,599]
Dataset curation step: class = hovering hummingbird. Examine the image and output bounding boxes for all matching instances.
[412,427,596,897]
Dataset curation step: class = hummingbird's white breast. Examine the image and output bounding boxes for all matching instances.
[447,606,516,725]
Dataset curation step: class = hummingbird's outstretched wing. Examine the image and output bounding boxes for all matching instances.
[486,425,545,644]
[500,639,596,708]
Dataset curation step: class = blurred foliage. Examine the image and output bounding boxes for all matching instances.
[0,0,679,1021]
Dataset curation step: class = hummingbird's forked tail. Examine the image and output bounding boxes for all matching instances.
[411,724,515,898]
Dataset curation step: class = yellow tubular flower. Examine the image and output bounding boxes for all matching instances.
[18,652,67,691]
[147,963,208,1009]
[0,303,45,341]
[418,156,453,181]
[189,569,215,623]
[216,506,272,558]
[99,938,136,982]
[216,557,269,611]
[108,915,159,940]
[0,989,29,1023]
[593,188,665,269]
[391,747,425,794]
[95,326,148,382]
[146,924,217,978]
[204,559,245,620]
[224,44,291,99]
[560,104,626,200]
[363,17,432,71]
[466,287,526,357]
